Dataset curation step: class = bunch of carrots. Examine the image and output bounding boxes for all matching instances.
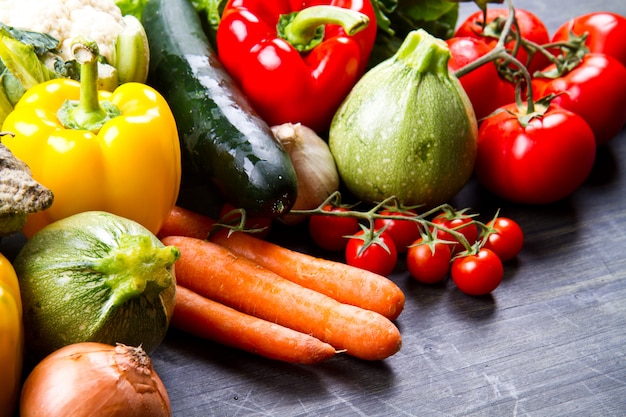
[157,206,405,364]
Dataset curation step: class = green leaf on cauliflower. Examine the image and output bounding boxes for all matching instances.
[0,28,57,124]
[0,23,60,55]
[0,31,56,91]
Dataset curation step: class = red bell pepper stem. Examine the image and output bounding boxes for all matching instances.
[279,5,370,52]
[57,37,120,133]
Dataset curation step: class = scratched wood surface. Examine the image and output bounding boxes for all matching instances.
[150,1,626,416]
[4,1,622,416]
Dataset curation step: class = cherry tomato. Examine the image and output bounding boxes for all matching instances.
[483,217,524,262]
[446,36,516,120]
[432,212,478,254]
[455,8,551,73]
[532,53,626,146]
[451,249,503,296]
[407,238,451,284]
[308,205,360,252]
[345,229,398,276]
[551,12,626,68]
[475,101,596,204]
[374,209,421,254]
[219,203,272,239]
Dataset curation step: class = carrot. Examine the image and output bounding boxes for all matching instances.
[172,285,336,364]
[159,206,405,320]
[162,236,402,361]
[211,229,405,320]
[157,205,215,240]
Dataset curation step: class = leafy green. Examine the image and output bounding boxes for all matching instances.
[0,23,59,55]
[190,0,228,47]
[367,0,460,68]
[0,27,57,124]
[115,0,148,19]
[371,0,459,37]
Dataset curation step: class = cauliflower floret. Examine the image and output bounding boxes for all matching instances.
[0,0,124,64]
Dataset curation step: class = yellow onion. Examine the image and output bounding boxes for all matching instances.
[272,123,340,224]
[20,342,171,417]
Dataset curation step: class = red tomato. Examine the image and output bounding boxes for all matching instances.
[455,8,551,73]
[407,238,451,284]
[374,209,421,254]
[219,203,272,239]
[451,249,503,296]
[475,102,596,204]
[308,205,360,252]
[432,212,478,254]
[345,229,398,276]
[551,12,626,68]
[446,37,516,120]
[483,217,524,262]
[532,53,626,146]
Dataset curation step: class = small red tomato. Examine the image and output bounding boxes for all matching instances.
[374,209,421,254]
[446,36,516,120]
[451,249,504,296]
[345,229,398,276]
[432,212,478,254]
[475,101,597,204]
[455,8,551,73]
[551,12,626,68]
[219,203,272,239]
[532,53,626,146]
[308,205,360,252]
[407,238,452,284]
[483,217,524,262]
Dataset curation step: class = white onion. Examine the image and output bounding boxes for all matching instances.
[272,123,340,224]
[20,342,171,417]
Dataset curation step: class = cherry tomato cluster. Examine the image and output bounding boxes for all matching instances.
[307,202,524,296]
[450,9,626,204]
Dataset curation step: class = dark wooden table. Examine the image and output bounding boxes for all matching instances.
[151,1,626,416]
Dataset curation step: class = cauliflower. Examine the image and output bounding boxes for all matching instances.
[0,0,123,63]
[0,0,149,85]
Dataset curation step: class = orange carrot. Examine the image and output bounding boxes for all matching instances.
[162,236,402,361]
[172,285,336,364]
[157,206,215,240]
[158,206,405,320]
[211,229,405,320]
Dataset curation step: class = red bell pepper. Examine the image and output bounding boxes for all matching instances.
[216,0,377,133]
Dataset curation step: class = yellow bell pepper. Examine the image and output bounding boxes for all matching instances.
[1,38,181,238]
[0,252,23,417]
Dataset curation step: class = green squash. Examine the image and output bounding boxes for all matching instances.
[329,29,478,207]
[13,211,179,361]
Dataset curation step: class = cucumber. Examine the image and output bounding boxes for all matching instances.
[141,0,298,217]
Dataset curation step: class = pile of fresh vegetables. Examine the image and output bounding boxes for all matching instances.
[0,0,625,414]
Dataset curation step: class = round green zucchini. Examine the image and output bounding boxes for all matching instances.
[13,211,179,361]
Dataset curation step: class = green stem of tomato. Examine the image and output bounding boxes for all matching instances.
[288,191,480,254]
[452,0,535,113]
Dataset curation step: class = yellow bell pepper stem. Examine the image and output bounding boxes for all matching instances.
[58,38,121,132]
[0,253,23,417]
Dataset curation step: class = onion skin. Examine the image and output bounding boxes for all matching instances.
[20,342,171,417]
[271,123,340,225]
